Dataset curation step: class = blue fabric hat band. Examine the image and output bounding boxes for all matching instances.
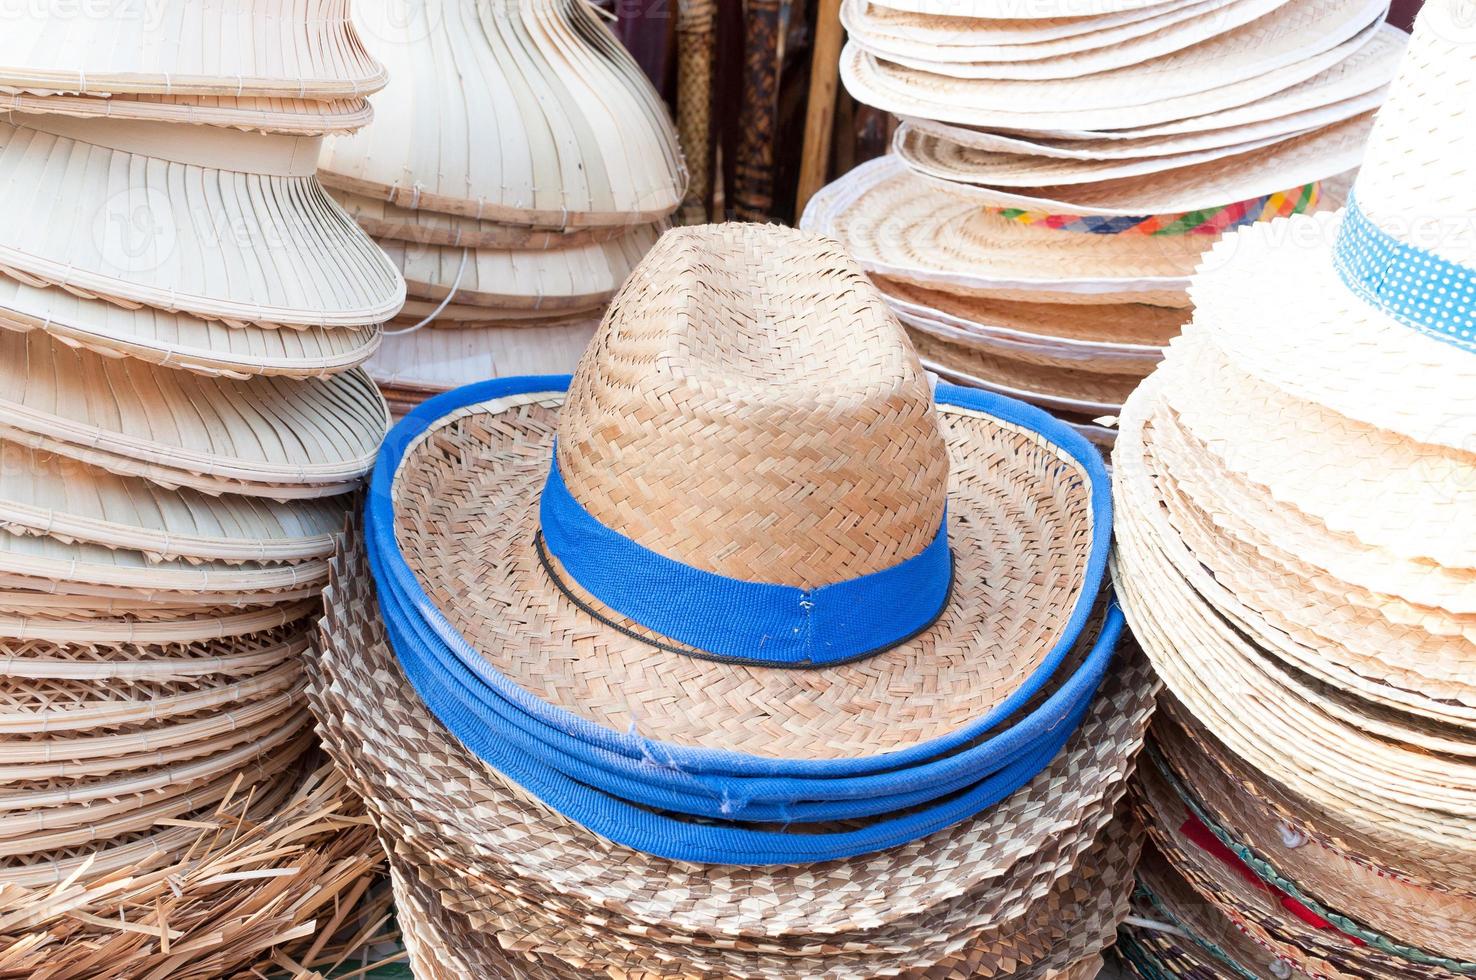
[1334,191,1476,353]
[537,456,953,667]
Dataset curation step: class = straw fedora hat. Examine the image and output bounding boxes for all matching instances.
[801,156,1209,306]
[364,224,1122,865]
[1184,6,1476,452]
[0,92,375,135]
[309,516,1158,974]
[0,112,404,328]
[0,0,386,99]
[1150,710,1476,965]
[841,2,1394,131]
[848,0,1298,80]
[0,331,387,497]
[317,0,686,229]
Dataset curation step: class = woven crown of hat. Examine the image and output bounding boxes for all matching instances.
[1335,0,1476,350]
[556,223,949,588]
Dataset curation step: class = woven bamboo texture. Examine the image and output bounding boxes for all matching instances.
[0,0,386,99]
[308,516,1160,975]
[318,0,686,228]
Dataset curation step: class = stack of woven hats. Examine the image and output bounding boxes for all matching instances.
[318,0,687,416]
[1112,0,1476,975]
[0,3,402,973]
[308,222,1160,977]
[802,0,1406,443]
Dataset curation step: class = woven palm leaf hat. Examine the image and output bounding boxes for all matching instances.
[318,0,687,408]
[1111,1,1476,973]
[311,222,1160,975]
[805,0,1406,441]
[0,3,394,973]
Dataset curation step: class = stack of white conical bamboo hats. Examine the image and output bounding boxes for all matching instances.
[803,0,1406,443]
[319,0,687,415]
[0,3,400,973]
[1113,1,1476,975]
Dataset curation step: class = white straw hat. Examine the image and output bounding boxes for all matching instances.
[0,112,404,328]
[0,330,387,497]
[900,115,1369,216]
[895,116,1366,195]
[847,0,1297,80]
[0,91,375,135]
[801,156,1207,305]
[843,0,1270,63]
[0,0,386,98]
[900,82,1385,161]
[841,1,1392,131]
[1185,1,1476,453]
[318,0,686,228]
[0,277,381,380]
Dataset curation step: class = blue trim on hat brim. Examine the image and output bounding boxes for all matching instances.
[365,375,1112,782]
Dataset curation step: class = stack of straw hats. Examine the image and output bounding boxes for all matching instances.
[318,0,687,416]
[1112,0,1476,974]
[0,3,401,972]
[802,0,1407,442]
[308,222,1162,977]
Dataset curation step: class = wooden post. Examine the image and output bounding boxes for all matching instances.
[795,0,844,218]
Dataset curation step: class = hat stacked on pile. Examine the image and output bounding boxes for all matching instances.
[1112,0,1476,975]
[802,0,1407,444]
[318,0,687,417]
[308,222,1161,977]
[0,3,403,973]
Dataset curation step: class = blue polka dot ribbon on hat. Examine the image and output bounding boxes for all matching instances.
[1333,192,1476,354]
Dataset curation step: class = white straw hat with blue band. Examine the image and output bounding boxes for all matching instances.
[365,223,1116,864]
[1196,0,1476,453]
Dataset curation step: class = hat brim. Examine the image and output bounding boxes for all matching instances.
[1112,400,1476,871]
[309,520,1157,938]
[839,11,1390,131]
[1153,711,1476,961]
[378,223,660,312]
[1118,385,1476,727]
[854,0,1296,80]
[0,277,382,379]
[911,327,1145,413]
[0,114,404,328]
[1161,326,1476,571]
[378,378,1110,765]
[363,322,597,394]
[901,117,1369,216]
[802,156,1207,302]
[0,92,375,135]
[1195,209,1476,452]
[0,331,388,491]
[843,0,1252,62]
